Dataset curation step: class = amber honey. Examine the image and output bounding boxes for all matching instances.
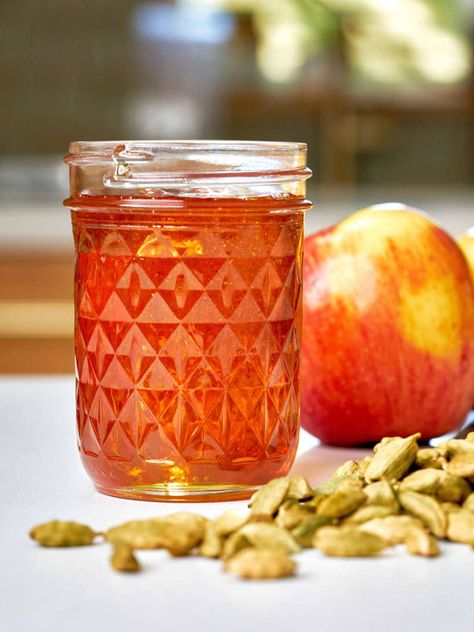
[65,141,311,500]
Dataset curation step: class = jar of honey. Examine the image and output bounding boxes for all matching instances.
[64,141,311,501]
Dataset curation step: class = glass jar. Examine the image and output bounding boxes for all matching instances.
[64,141,312,501]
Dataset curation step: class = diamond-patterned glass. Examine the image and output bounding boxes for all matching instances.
[72,206,304,498]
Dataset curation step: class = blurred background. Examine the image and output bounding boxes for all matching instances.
[1,0,473,373]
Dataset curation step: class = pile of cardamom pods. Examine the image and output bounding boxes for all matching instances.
[29,432,474,580]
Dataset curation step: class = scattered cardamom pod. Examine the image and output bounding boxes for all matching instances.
[156,519,206,557]
[416,448,445,470]
[360,515,424,545]
[243,523,300,555]
[373,436,400,452]
[291,515,334,548]
[463,493,474,513]
[110,543,141,573]
[330,460,363,480]
[317,482,367,519]
[199,524,223,558]
[246,513,274,525]
[446,510,474,544]
[303,495,325,510]
[220,532,251,561]
[29,521,98,547]
[105,519,165,550]
[436,473,471,503]
[438,439,474,458]
[248,477,290,516]
[343,504,396,525]
[222,522,300,560]
[358,456,372,475]
[314,526,386,557]
[441,501,464,514]
[275,499,314,530]
[398,491,446,538]
[446,452,474,478]
[313,476,363,499]
[224,549,296,580]
[405,528,440,557]
[212,510,248,537]
[363,480,399,511]
[106,513,206,555]
[365,434,420,483]
[287,476,314,501]
[399,469,443,495]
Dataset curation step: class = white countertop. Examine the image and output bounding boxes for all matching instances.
[1,376,473,632]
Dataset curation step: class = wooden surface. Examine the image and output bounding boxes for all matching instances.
[0,251,74,373]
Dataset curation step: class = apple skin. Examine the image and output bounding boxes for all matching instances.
[457,229,474,279]
[301,204,474,446]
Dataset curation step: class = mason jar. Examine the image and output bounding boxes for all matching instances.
[64,141,312,501]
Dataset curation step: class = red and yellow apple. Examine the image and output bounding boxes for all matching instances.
[457,227,474,411]
[301,204,474,446]
[457,228,474,280]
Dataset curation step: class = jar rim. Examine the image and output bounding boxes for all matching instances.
[64,140,311,195]
[66,139,307,159]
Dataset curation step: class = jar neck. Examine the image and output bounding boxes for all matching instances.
[64,141,312,204]
[66,193,312,221]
